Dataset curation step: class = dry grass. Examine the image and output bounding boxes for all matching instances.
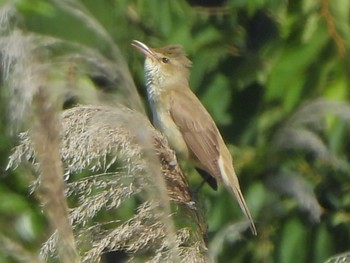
[324,251,350,263]
[30,87,80,263]
[8,105,209,262]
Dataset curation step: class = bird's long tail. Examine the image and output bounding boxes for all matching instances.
[231,182,257,235]
[218,155,257,235]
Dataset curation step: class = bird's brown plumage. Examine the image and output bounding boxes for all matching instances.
[154,45,192,68]
[169,90,221,178]
[169,89,257,235]
[132,40,257,235]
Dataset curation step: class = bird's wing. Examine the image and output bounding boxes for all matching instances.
[169,89,257,235]
[169,90,222,180]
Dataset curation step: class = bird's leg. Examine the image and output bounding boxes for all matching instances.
[190,168,217,198]
[193,178,207,194]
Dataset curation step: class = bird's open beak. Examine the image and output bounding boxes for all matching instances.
[132,40,158,61]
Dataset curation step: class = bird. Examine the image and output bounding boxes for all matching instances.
[132,40,257,235]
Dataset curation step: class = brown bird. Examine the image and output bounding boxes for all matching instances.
[132,40,257,235]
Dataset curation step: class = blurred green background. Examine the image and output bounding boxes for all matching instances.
[0,0,349,262]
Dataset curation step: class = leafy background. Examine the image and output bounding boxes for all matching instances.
[0,0,349,262]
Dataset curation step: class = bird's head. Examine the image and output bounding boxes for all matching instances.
[132,40,192,92]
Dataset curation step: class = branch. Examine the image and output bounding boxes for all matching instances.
[321,0,347,58]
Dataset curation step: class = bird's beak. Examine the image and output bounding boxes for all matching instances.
[132,40,158,61]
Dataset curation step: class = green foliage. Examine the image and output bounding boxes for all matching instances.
[0,0,350,262]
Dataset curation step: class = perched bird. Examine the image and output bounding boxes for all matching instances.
[132,40,257,235]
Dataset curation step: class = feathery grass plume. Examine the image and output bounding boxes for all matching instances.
[269,99,350,222]
[286,100,350,127]
[9,105,209,262]
[51,0,145,113]
[0,19,79,261]
[0,3,16,35]
[267,171,322,222]
[0,30,42,130]
[324,251,350,263]
[0,1,144,120]
[272,100,350,162]
[271,100,350,172]
[0,31,142,115]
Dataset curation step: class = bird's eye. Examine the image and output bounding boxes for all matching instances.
[161,57,169,63]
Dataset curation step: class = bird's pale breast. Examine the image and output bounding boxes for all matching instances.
[151,106,190,160]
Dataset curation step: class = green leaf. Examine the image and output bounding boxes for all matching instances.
[201,74,232,125]
[16,0,55,17]
[314,223,334,262]
[278,218,307,263]
[265,17,328,111]
[330,0,350,44]
[245,182,267,216]
[0,186,29,213]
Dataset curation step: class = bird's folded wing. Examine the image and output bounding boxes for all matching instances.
[169,91,221,179]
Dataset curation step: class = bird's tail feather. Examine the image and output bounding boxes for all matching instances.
[218,155,257,235]
[232,184,257,235]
